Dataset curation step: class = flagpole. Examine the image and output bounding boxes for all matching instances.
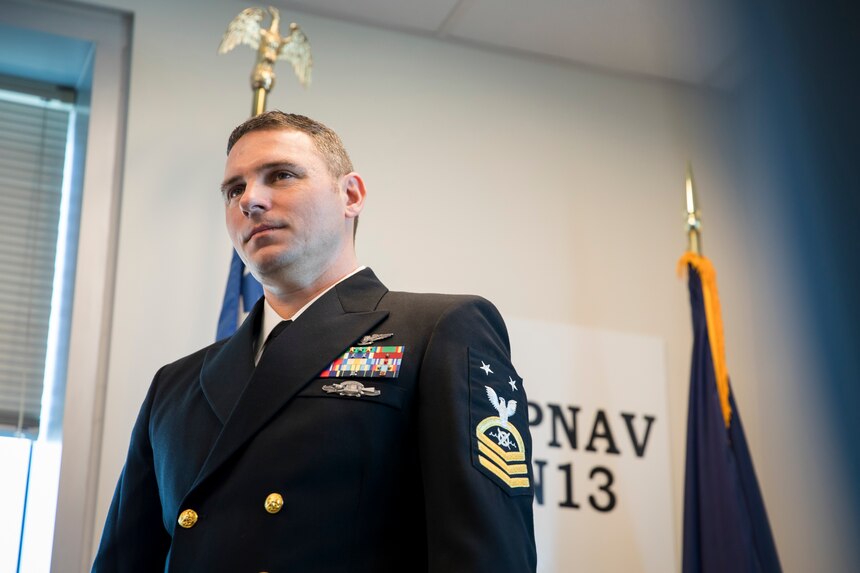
[252,87,268,117]
[685,163,702,255]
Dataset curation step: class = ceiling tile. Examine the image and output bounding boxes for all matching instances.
[272,0,739,86]
[277,0,462,33]
[443,0,736,84]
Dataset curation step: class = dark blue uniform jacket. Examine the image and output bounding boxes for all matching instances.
[93,268,536,572]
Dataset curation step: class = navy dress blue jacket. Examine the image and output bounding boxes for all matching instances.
[93,268,536,572]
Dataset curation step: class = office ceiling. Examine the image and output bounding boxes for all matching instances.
[276,0,742,89]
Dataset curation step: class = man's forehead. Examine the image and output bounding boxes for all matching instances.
[230,128,314,153]
[224,128,322,173]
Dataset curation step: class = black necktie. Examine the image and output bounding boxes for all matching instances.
[259,320,292,362]
[268,319,292,341]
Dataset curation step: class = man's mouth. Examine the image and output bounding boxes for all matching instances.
[247,224,281,242]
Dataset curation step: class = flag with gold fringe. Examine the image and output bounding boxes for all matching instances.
[679,253,781,573]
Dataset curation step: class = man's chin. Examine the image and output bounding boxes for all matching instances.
[244,253,296,280]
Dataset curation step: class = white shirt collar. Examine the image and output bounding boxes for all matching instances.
[254,265,366,364]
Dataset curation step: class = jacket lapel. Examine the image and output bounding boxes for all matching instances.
[189,268,389,493]
[199,297,263,424]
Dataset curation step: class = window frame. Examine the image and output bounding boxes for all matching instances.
[0,2,132,572]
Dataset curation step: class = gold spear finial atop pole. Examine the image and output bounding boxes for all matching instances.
[685,162,702,255]
[218,6,313,117]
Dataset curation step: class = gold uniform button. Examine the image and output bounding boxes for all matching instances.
[177,509,198,529]
[264,493,284,514]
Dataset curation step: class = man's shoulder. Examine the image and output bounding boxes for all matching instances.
[381,290,497,313]
[344,268,500,316]
[379,290,506,334]
[156,338,227,378]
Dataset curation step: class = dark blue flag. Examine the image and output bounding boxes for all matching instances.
[681,254,781,573]
[216,249,263,340]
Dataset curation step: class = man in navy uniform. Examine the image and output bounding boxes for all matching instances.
[93,112,536,572]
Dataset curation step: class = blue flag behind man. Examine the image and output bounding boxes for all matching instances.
[680,253,781,573]
[216,249,264,340]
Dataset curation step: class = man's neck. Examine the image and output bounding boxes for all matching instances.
[262,258,360,319]
[255,265,365,365]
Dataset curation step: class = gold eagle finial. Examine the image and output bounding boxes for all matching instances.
[218,6,312,115]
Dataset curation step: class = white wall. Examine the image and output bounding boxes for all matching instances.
[81,0,857,570]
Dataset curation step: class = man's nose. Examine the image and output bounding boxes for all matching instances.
[239,181,271,216]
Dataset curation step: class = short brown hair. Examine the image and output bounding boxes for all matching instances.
[226,111,354,178]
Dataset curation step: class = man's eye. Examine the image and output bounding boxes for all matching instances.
[272,171,294,181]
[226,186,244,200]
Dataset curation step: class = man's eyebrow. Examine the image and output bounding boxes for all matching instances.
[220,175,243,194]
[259,161,303,174]
[220,161,304,194]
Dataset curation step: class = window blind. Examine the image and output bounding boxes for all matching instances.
[0,90,71,437]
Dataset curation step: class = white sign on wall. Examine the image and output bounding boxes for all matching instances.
[507,318,675,573]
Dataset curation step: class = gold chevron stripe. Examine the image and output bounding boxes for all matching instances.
[478,455,530,488]
[478,442,528,475]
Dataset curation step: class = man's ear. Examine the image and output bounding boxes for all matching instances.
[341,172,366,220]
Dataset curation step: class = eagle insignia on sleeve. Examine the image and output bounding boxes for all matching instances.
[469,348,532,495]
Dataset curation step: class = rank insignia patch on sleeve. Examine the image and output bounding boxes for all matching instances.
[469,348,532,495]
[319,346,404,378]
